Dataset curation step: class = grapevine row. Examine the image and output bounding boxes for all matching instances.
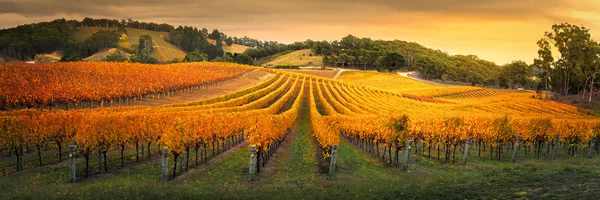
[0,75,303,176]
[0,62,254,109]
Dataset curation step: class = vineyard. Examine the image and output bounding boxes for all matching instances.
[280,69,338,79]
[338,71,479,97]
[1,63,599,198]
[0,62,254,110]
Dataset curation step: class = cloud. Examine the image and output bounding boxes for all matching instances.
[0,0,591,25]
[0,1,19,13]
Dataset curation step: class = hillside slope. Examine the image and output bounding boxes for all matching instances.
[266,49,323,67]
[75,27,186,62]
[338,71,478,97]
[207,38,252,54]
[83,48,131,61]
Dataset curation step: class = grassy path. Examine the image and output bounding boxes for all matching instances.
[245,94,327,198]
[266,94,318,183]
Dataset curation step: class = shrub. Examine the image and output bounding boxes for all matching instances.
[104,51,128,62]
[60,56,83,62]
[274,65,300,69]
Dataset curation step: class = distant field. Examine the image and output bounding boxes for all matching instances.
[207,39,252,54]
[73,27,116,41]
[336,70,587,119]
[266,49,323,67]
[74,27,186,62]
[279,69,338,79]
[254,50,293,66]
[338,71,478,97]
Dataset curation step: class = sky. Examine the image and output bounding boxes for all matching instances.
[0,0,599,65]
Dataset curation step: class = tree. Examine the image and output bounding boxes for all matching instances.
[322,56,336,67]
[413,57,446,80]
[213,54,235,62]
[104,51,128,62]
[356,56,366,70]
[82,17,95,27]
[545,23,592,95]
[533,38,554,100]
[499,61,533,89]
[337,53,350,67]
[138,35,153,56]
[311,41,332,56]
[380,52,405,72]
[130,35,157,63]
[130,54,158,64]
[340,35,360,50]
[235,54,253,65]
[208,29,220,40]
[582,41,600,102]
[80,30,121,57]
[216,37,223,50]
[184,52,208,62]
[375,56,385,72]
[201,28,209,37]
[166,26,221,59]
[225,37,234,46]
[117,26,127,34]
[348,55,356,68]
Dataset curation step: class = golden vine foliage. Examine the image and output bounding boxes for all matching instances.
[271,69,600,152]
[0,62,253,107]
[2,66,600,164]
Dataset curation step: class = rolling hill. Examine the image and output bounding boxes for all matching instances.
[207,38,252,54]
[75,27,186,62]
[265,49,323,67]
[83,48,131,61]
[337,71,479,97]
[75,27,253,62]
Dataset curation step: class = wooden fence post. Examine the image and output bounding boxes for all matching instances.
[552,134,560,160]
[511,136,521,162]
[178,153,183,175]
[161,148,168,183]
[69,145,77,182]
[329,144,338,174]
[249,145,257,181]
[19,147,24,171]
[461,137,472,165]
[588,136,595,158]
[402,140,412,171]
[97,150,103,173]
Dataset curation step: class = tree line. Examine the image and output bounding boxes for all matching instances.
[309,36,504,85]
[0,19,76,61]
[0,17,272,63]
[308,31,591,93]
[534,23,600,101]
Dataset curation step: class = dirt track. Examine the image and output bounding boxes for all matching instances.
[131,70,273,106]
